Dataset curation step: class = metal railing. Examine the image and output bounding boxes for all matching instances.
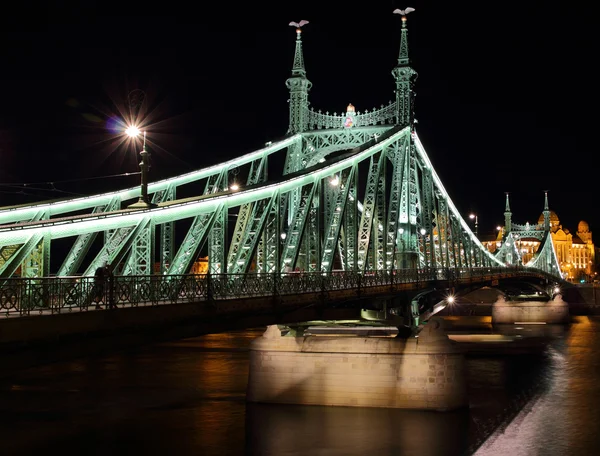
[0,267,551,318]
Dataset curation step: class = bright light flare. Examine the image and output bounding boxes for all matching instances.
[446,295,456,305]
[125,125,141,138]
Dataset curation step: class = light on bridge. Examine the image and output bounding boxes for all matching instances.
[125,127,156,209]
[469,213,478,237]
[125,125,141,138]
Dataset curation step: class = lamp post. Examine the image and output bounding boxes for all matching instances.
[126,127,156,209]
[469,213,478,238]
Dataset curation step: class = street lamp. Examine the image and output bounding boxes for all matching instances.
[127,128,156,209]
[125,125,140,138]
[469,213,478,238]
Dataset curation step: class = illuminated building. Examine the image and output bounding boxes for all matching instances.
[154,256,208,275]
[481,206,596,282]
[190,256,209,275]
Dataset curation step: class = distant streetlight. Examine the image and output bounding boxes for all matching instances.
[469,213,478,238]
[127,127,156,209]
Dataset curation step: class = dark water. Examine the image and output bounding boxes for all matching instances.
[1,317,600,456]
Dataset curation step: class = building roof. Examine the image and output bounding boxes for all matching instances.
[537,210,560,226]
[578,220,590,233]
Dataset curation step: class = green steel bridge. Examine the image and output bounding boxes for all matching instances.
[0,12,565,332]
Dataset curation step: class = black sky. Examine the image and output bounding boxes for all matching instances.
[0,1,596,236]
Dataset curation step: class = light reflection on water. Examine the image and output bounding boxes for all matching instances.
[246,402,470,456]
[0,318,599,455]
[475,316,600,456]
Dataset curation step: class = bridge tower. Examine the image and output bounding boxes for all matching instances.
[284,23,312,175]
[542,191,551,231]
[503,192,512,238]
[392,11,420,269]
[392,13,418,128]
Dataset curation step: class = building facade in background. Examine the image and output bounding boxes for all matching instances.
[481,211,596,282]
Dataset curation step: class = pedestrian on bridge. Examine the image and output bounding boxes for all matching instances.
[93,263,110,309]
[107,264,116,310]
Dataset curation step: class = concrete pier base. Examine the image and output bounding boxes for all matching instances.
[492,295,570,324]
[246,317,467,411]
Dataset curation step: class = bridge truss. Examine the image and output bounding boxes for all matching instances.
[0,11,562,289]
[0,123,562,282]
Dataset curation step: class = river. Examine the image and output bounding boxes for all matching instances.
[1,316,599,456]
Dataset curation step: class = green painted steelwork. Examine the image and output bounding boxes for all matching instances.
[392,14,417,127]
[0,135,301,225]
[286,26,311,136]
[169,207,221,276]
[0,11,562,282]
[57,197,121,277]
[1,267,564,320]
[152,184,176,274]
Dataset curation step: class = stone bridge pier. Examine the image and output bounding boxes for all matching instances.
[492,295,570,324]
[246,316,467,411]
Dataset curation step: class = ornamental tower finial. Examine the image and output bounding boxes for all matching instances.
[393,7,414,65]
[286,20,312,135]
[505,192,511,212]
[288,20,309,77]
[543,190,551,231]
[504,192,512,235]
[392,8,417,128]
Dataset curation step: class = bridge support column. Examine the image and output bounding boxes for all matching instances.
[396,251,418,270]
[247,317,467,411]
[491,295,570,324]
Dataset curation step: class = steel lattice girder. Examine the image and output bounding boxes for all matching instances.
[1,127,560,280]
[57,197,121,276]
[0,135,302,226]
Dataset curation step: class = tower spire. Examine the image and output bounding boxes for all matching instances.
[397,13,410,65]
[504,192,512,235]
[291,25,307,77]
[286,20,312,135]
[543,190,551,231]
[392,8,418,128]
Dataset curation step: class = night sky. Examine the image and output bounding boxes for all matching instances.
[0,1,596,237]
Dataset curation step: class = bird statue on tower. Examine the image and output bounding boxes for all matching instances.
[393,7,415,22]
[393,7,415,17]
[289,20,309,33]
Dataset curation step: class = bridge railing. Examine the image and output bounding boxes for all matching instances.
[0,266,549,318]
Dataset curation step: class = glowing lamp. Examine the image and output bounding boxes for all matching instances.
[125,125,141,138]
